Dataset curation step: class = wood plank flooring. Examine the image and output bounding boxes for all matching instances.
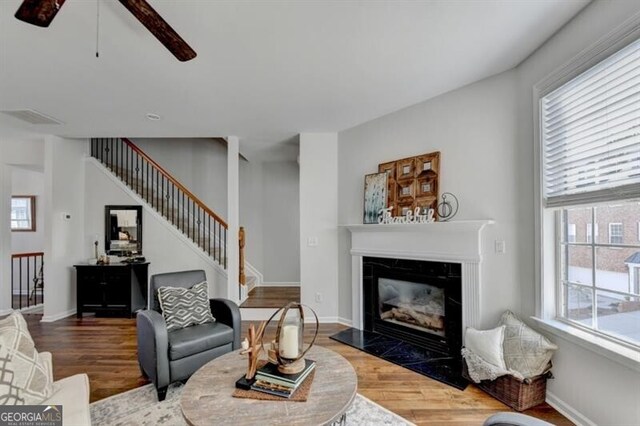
[23,314,572,425]
[240,286,300,308]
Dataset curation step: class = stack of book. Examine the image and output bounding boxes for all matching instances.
[251,359,316,398]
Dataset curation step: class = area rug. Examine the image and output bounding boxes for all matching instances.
[90,383,414,426]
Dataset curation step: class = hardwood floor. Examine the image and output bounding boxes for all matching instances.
[24,314,572,425]
[240,286,300,308]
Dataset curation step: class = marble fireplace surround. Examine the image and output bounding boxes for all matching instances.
[345,221,494,333]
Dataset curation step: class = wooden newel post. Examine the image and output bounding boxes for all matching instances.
[239,226,246,286]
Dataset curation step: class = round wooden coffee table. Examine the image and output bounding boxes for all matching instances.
[180,345,357,425]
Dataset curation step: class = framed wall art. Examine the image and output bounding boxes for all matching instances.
[378,151,440,219]
[363,172,388,224]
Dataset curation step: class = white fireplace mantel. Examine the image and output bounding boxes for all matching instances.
[343,220,494,331]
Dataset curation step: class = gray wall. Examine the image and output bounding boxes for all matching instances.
[337,1,640,424]
[261,161,300,283]
[11,167,44,254]
[131,138,228,218]
[130,138,300,283]
[338,69,520,327]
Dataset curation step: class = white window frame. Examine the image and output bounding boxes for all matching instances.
[10,196,36,232]
[533,16,640,372]
[609,223,623,245]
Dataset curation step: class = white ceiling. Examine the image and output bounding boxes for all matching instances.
[0,0,589,147]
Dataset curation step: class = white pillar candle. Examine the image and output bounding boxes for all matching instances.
[280,325,299,359]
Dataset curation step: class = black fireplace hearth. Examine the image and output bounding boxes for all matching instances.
[330,257,467,390]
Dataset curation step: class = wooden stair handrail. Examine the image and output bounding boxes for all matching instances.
[11,252,44,259]
[239,227,246,285]
[121,137,228,228]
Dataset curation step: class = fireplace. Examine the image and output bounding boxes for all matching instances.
[331,220,492,389]
[363,257,462,355]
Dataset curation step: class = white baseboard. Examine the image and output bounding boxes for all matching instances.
[240,307,280,321]
[338,317,353,327]
[17,304,44,314]
[314,316,340,323]
[260,282,300,287]
[41,308,76,323]
[240,308,341,324]
[546,391,595,426]
[0,308,13,316]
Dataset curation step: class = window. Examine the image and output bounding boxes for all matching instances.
[609,223,623,245]
[567,224,577,243]
[11,196,35,232]
[561,204,640,346]
[586,223,599,244]
[541,35,640,349]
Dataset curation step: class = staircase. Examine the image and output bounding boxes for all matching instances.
[90,137,256,298]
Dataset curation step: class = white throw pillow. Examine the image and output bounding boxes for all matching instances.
[500,311,557,378]
[464,325,507,370]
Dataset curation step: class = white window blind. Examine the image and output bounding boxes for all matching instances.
[542,37,640,207]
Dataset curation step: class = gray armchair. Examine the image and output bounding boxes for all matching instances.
[136,270,241,401]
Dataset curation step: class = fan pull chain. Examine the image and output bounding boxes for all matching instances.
[95,0,100,58]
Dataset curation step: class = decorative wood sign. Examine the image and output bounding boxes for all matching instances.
[378,151,440,219]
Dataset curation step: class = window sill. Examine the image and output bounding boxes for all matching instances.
[531,317,640,373]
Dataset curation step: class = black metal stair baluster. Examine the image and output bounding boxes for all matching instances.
[114,139,118,175]
[120,140,124,180]
[26,257,30,308]
[223,227,227,269]
[19,258,22,309]
[191,200,195,241]
[208,216,211,256]
[11,258,14,309]
[39,255,43,305]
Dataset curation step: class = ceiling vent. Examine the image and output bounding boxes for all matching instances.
[0,109,63,125]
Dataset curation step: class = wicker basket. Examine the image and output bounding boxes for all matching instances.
[462,359,550,412]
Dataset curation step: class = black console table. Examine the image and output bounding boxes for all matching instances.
[74,262,149,318]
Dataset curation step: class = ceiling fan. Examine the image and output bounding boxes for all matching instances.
[14,0,197,62]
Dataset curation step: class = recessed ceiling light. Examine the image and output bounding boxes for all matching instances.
[146,113,161,121]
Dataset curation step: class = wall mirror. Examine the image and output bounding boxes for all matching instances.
[105,205,143,255]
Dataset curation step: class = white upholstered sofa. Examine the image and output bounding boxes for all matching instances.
[40,352,92,426]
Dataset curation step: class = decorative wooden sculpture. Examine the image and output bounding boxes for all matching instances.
[240,321,267,381]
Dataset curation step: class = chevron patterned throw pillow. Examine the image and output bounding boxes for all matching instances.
[157,281,216,331]
[0,311,53,405]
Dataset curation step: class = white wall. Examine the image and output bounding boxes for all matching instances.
[516,1,640,424]
[85,159,228,300]
[11,167,44,254]
[42,136,87,322]
[261,161,300,283]
[338,69,519,328]
[300,133,338,320]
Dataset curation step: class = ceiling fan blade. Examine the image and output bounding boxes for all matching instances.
[117,0,197,62]
[15,0,67,28]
